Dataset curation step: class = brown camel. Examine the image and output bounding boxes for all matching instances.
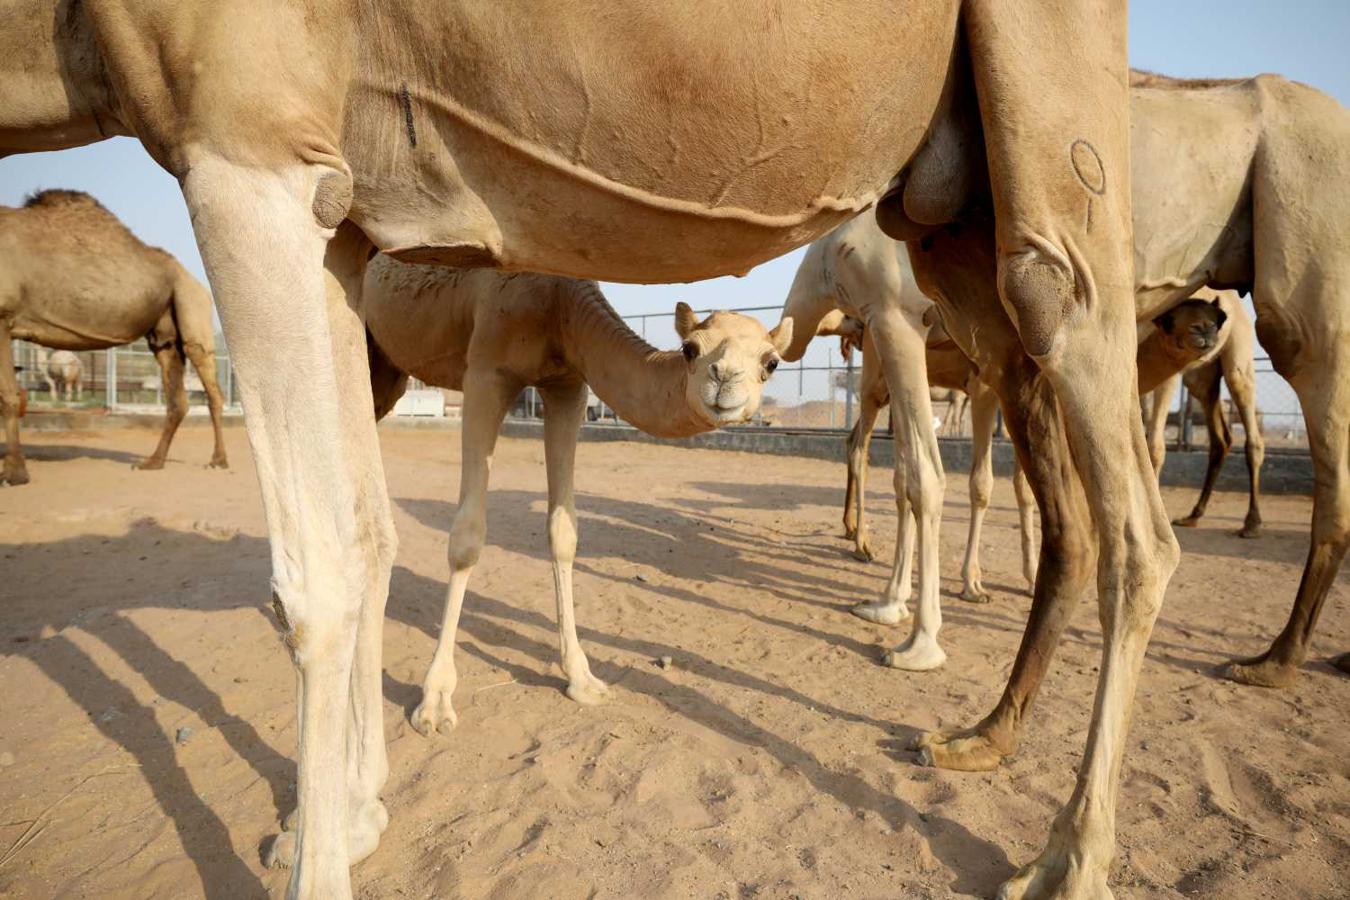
[897,71,1350,788]
[0,191,229,483]
[358,255,790,736]
[1142,288,1265,538]
[3,5,1158,897]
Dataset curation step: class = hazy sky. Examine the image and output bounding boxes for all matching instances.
[2,1,1346,362]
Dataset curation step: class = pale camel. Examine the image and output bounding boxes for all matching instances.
[358,254,791,735]
[899,72,1350,792]
[1142,288,1265,538]
[4,5,1158,896]
[0,191,228,482]
[38,347,83,401]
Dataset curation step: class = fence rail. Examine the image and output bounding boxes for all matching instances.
[12,300,1309,454]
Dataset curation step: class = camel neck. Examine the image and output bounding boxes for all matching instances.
[558,284,706,437]
[780,244,841,362]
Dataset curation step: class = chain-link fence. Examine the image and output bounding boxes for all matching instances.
[11,306,1310,454]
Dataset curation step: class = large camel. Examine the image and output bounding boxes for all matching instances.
[1142,288,1265,538]
[3,4,1161,898]
[898,72,1350,789]
[0,191,229,481]
[358,255,791,737]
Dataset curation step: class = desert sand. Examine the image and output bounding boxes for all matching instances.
[0,424,1346,899]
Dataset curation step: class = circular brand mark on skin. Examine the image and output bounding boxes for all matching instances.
[1070,139,1107,196]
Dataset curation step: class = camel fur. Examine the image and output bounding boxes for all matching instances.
[1,4,1158,896]
[359,255,790,735]
[0,191,229,483]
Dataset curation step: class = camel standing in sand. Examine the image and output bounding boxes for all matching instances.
[1142,288,1265,537]
[37,348,83,402]
[359,255,791,735]
[5,4,1158,896]
[0,192,228,483]
[900,72,1350,786]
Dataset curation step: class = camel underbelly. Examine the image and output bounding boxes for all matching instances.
[11,307,161,351]
[350,1,959,283]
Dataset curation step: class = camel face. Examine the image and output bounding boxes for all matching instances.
[1153,298,1228,357]
[674,303,791,427]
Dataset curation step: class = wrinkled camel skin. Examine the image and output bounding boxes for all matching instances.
[1142,288,1265,538]
[0,191,229,485]
[359,255,790,734]
[902,73,1350,790]
[1,2,1157,897]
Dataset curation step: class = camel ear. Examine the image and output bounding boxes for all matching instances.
[1154,311,1176,334]
[769,317,794,356]
[674,302,699,339]
[1213,308,1228,328]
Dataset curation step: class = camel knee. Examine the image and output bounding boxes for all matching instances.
[899,464,945,514]
[999,245,1076,359]
[447,515,486,570]
[548,506,578,564]
[270,581,361,670]
[969,468,992,512]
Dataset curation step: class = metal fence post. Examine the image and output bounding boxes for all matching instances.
[844,350,854,430]
[106,347,117,410]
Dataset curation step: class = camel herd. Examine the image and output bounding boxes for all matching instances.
[2,3,1347,898]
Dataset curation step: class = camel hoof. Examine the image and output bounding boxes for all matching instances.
[135,457,166,471]
[267,801,389,870]
[959,588,992,605]
[1222,656,1298,689]
[842,525,858,541]
[1237,526,1261,539]
[565,673,610,706]
[850,601,908,626]
[1331,652,1350,676]
[207,456,229,470]
[882,641,946,672]
[1,465,30,486]
[851,543,875,563]
[1171,516,1200,529]
[410,690,459,736]
[996,847,1113,900]
[910,727,1008,771]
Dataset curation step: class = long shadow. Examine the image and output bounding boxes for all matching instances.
[385,565,1014,895]
[2,523,285,895]
[17,443,148,465]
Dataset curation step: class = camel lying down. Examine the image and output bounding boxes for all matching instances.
[359,255,791,733]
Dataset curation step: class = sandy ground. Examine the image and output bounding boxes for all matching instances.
[1,424,1347,900]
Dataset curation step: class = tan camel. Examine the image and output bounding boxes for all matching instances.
[0,191,228,482]
[898,72,1350,794]
[1142,289,1265,538]
[358,254,791,736]
[37,348,83,401]
[4,5,1157,896]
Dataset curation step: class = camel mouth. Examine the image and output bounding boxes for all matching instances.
[704,400,751,425]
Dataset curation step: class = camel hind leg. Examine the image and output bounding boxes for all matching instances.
[540,379,609,705]
[1145,373,1181,478]
[1224,352,1264,538]
[411,367,519,736]
[184,344,230,468]
[844,339,886,561]
[136,322,188,470]
[1225,352,1350,688]
[1172,363,1229,528]
[0,324,27,485]
[959,378,997,603]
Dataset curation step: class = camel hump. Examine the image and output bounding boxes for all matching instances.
[23,189,107,211]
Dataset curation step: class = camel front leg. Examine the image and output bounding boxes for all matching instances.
[540,380,609,705]
[411,368,518,736]
[135,340,187,470]
[182,157,379,900]
[1012,459,1040,590]
[1173,365,1228,529]
[968,2,1177,896]
[184,342,230,468]
[844,343,885,560]
[1144,373,1180,478]
[960,380,997,603]
[0,326,27,485]
[1224,358,1264,538]
[851,310,946,669]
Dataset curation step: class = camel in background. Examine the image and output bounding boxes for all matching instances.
[0,191,229,482]
[1142,288,1265,537]
[359,255,790,737]
[3,3,1156,896]
[37,348,83,402]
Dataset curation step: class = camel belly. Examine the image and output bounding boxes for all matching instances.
[349,1,959,283]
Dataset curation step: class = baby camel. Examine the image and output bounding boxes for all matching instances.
[0,191,229,483]
[1142,288,1265,538]
[360,255,790,734]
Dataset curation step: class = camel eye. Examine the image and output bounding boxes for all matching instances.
[765,357,779,374]
[682,341,698,361]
